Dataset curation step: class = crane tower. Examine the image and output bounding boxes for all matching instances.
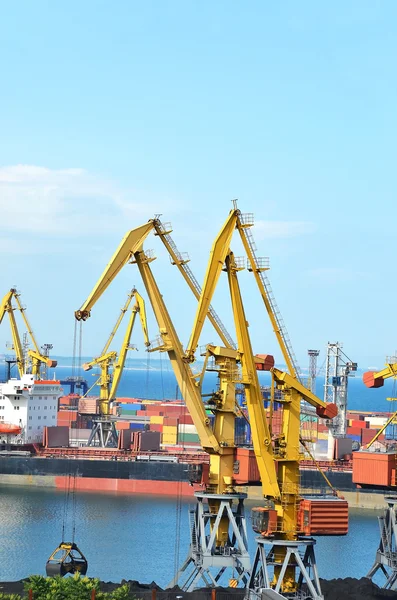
[324,342,357,459]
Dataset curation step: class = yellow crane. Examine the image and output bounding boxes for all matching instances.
[184,207,345,597]
[74,220,247,587]
[0,288,57,379]
[82,289,149,447]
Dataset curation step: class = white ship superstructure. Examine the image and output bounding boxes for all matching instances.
[0,375,62,443]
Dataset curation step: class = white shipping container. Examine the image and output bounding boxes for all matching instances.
[178,424,197,434]
[367,417,387,427]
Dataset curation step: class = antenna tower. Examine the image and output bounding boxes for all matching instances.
[307,349,320,394]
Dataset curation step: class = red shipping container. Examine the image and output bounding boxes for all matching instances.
[352,451,396,486]
[347,427,363,436]
[234,448,260,484]
[179,414,194,425]
[115,421,130,431]
[163,417,179,427]
[150,424,163,432]
[299,498,348,536]
[351,420,368,429]
[361,429,385,444]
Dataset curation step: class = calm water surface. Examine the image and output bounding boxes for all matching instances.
[0,485,384,586]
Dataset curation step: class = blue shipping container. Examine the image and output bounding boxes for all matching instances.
[130,423,145,430]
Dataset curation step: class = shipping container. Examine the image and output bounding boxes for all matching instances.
[149,424,163,433]
[115,421,130,431]
[352,451,397,487]
[179,414,194,425]
[234,448,260,484]
[361,428,382,445]
[163,417,179,427]
[367,417,388,427]
[150,416,164,424]
[351,420,369,429]
[385,424,397,440]
[347,427,363,436]
[299,498,349,536]
[162,435,178,444]
[78,398,99,415]
[178,424,197,434]
[130,423,145,430]
[178,433,200,443]
[163,425,178,433]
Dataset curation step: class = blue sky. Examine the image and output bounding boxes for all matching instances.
[0,2,396,371]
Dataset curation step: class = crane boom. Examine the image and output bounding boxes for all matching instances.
[185,210,238,362]
[82,290,149,416]
[1,291,25,378]
[109,291,149,400]
[75,222,154,321]
[101,291,135,356]
[226,253,280,499]
[363,361,397,449]
[363,363,397,388]
[134,250,221,455]
[13,291,41,354]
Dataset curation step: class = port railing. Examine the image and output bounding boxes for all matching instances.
[39,446,209,463]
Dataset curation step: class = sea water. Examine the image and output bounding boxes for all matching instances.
[0,485,384,585]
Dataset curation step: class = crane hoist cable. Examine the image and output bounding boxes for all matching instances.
[46,320,87,578]
[299,437,340,497]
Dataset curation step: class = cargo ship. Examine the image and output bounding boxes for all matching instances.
[0,374,396,508]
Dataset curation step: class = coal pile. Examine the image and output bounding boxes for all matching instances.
[0,577,396,599]
[320,577,396,600]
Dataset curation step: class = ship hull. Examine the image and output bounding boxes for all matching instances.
[0,454,393,508]
[0,456,197,496]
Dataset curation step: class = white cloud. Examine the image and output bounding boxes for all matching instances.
[253,220,316,239]
[0,164,173,238]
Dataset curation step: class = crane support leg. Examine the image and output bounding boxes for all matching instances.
[246,538,323,600]
[167,493,251,591]
[87,419,118,448]
[367,495,397,590]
